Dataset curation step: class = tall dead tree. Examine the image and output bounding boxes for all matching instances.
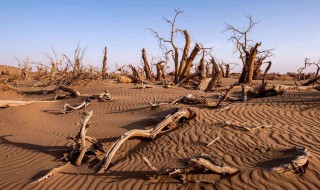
[301,58,320,86]
[155,61,166,81]
[224,16,273,85]
[149,10,201,84]
[102,47,107,79]
[253,50,274,80]
[142,48,153,80]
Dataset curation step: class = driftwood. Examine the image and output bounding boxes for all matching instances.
[148,94,207,107]
[0,100,56,108]
[118,75,135,83]
[96,108,196,174]
[224,121,272,131]
[31,162,70,184]
[143,153,239,178]
[271,147,310,173]
[135,81,153,89]
[61,100,90,114]
[58,85,81,97]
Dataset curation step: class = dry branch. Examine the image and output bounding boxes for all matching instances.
[224,121,272,131]
[32,162,70,183]
[96,108,196,173]
[61,100,90,114]
[206,136,220,147]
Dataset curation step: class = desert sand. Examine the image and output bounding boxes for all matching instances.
[0,77,319,190]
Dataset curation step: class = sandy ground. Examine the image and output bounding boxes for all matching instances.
[0,78,319,190]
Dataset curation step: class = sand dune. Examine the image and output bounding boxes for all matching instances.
[0,80,319,190]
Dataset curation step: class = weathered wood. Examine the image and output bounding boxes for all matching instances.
[178,30,191,80]
[180,44,201,80]
[0,100,56,108]
[102,47,108,79]
[225,121,272,131]
[31,162,70,183]
[96,108,195,173]
[61,100,90,113]
[142,48,153,80]
[271,147,309,173]
[75,111,94,166]
[58,85,81,97]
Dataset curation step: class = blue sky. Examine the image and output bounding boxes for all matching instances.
[0,0,319,73]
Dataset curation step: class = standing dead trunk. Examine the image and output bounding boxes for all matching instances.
[178,30,191,81]
[51,63,57,81]
[253,57,263,80]
[129,64,142,82]
[102,47,107,79]
[155,61,165,81]
[225,64,230,78]
[246,43,261,85]
[142,48,153,80]
[173,47,179,83]
[220,64,225,78]
[180,44,200,81]
[262,61,272,86]
[206,59,221,91]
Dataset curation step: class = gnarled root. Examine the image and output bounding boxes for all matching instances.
[149,94,207,107]
[96,108,196,174]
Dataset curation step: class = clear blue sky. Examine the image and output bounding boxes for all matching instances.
[0,0,319,73]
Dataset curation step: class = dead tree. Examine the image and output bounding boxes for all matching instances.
[16,57,32,80]
[142,48,153,80]
[206,58,221,91]
[253,50,274,80]
[155,61,166,80]
[224,16,273,85]
[102,47,108,79]
[129,64,142,82]
[149,10,201,83]
[300,58,320,86]
[225,64,230,78]
[44,48,64,82]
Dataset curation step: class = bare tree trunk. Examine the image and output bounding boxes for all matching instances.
[220,64,225,78]
[102,47,107,79]
[180,44,200,81]
[262,61,272,86]
[253,58,263,80]
[173,47,179,83]
[225,64,230,78]
[142,48,153,80]
[129,64,142,81]
[246,43,261,85]
[178,30,190,81]
[155,61,165,81]
[206,59,221,91]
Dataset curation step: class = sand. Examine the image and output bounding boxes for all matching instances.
[0,78,319,190]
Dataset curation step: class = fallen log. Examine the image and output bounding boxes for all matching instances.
[148,94,207,107]
[58,85,81,97]
[143,153,239,178]
[0,100,56,108]
[96,108,196,174]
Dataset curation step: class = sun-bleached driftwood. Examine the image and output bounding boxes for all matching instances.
[143,153,239,177]
[206,136,220,147]
[224,121,272,131]
[31,162,70,183]
[61,100,90,113]
[0,100,56,108]
[86,90,113,102]
[66,111,105,165]
[58,85,81,97]
[96,108,196,174]
[271,147,310,173]
[149,94,207,107]
[135,81,153,89]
